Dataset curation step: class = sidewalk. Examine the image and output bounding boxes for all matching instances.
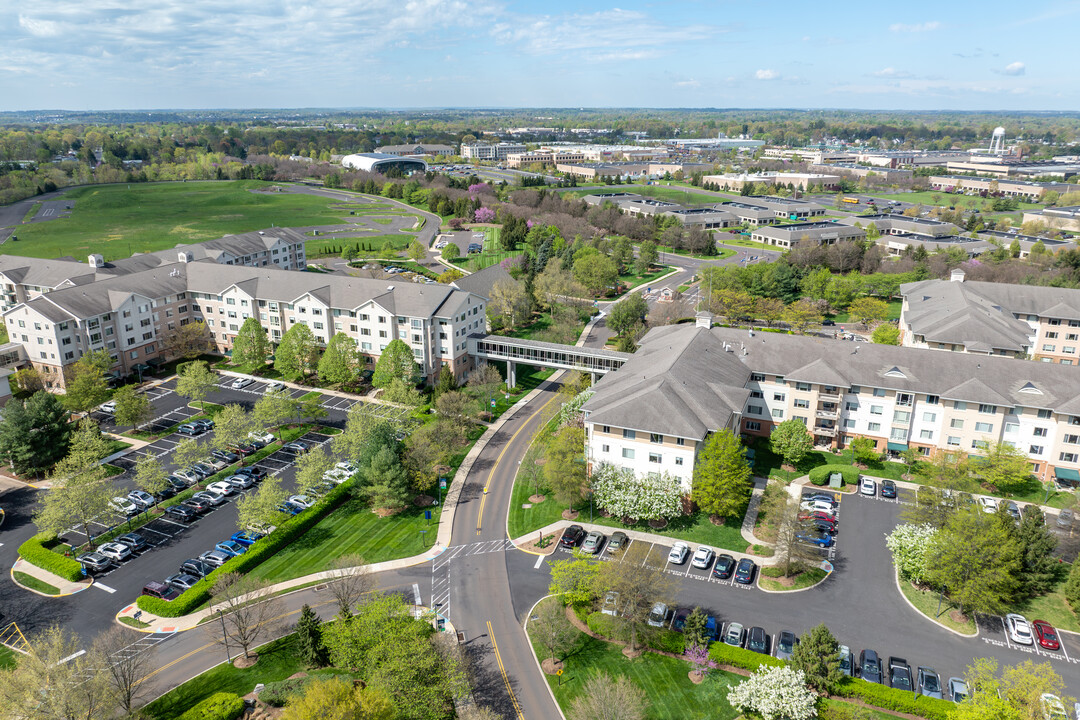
[11,558,93,597]
[213,368,393,406]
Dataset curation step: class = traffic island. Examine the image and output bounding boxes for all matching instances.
[10,558,92,597]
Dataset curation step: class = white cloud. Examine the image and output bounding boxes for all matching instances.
[675,79,700,88]
[755,69,779,80]
[18,15,61,37]
[889,20,940,32]
[873,67,913,78]
[998,61,1026,76]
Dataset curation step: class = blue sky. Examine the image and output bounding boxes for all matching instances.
[3,0,1079,112]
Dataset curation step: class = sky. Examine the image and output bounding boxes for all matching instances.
[3,0,1080,112]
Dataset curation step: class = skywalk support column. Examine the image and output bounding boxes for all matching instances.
[507,361,516,390]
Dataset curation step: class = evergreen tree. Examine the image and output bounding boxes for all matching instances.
[1064,560,1080,615]
[295,604,327,667]
[683,607,709,649]
[0,391,71,476]
[1015,506,1058,598]
[433,365,457,400]
[231,317,271,368]
[790,623,843,693]
[361,446,411,511]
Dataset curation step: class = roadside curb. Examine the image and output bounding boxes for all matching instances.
[11,558,93,597]
[892,566,978,638]
[756,567,832,594]
[522,595,570,720]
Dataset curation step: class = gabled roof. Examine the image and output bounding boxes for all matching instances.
[900,279,1033,352]
[787,358,850,387]
[941,377,1014,406]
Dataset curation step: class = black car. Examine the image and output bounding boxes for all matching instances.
[281,441,309,455]
[179,559,214,578]
[164,505,197,522]
[713,553,736,579]
[211,449,240,464]
[115,533,151,553]
[734,557,756,584]
[234,465,268,480]
[155,484,177,500]
[188,463,214,479]
[77,552,114,575]
[180,498,210,514]
[670,607,691,632]
[888,657,914,692]
[559,525,586,548]
[803,518,838,536]
[231,443,257,457]
[746,626,769,654]
[166,476,190,492]
[859,649,883,684]
[881,479,897,499]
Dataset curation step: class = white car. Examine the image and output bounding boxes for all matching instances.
[335,461,359,474]
[691,546,715,569]
[231,377,254,390]
[225,474,256,490]
[288,495,315,509]
[800,500,837,516]
[860,477,877,496]
[324,468,353,483]
[249,430,275,444]
[978,496,999,514]
[667,541,690,565]
[97,542,133,563]
[1005,613,1034,645]
[207,480,236,496]
[109,496,138,515]
[264,382,286,393]
[193,489,226,506]
[100,400,117,414]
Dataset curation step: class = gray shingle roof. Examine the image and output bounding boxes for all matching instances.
[451,264,517,299]
[900,279,1034,352]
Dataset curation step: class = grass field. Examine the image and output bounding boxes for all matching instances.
[250,497,441,582]
[12,571,60,596]
[829,299,902,323]
[715,235,771,252]
[759,566,828,592]
[457,250,522,272]
[898,577,977,635]
[527,598,742,720]
[1012,565,1079,632]
[0,646,16,669]
[8,181,369,261]
[862,190,1043,211]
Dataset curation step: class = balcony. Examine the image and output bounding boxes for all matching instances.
[813,425,838,437]
[816,409,838,420]
[818,392,841,402]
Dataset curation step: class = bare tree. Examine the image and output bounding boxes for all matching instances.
[594,542,676,653]
[568,673,648,720]
[92,626,156,714]
[774,494,824,577]
[327,553,377,618]
[532,597,578,668]
[209,572,285,663]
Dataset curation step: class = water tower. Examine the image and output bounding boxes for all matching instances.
[988,126,1006,155]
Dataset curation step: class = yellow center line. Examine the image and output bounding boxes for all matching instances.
[476,392,561,535]
[487,620,524,719]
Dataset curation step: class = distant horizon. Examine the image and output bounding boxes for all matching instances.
[4,0,1078,112]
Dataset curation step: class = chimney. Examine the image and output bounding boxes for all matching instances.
[950,268,966,282]
[88,253,104,268]
[178,251,193,263]
[695,311,713,329]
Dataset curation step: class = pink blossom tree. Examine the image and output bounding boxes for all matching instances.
[685,644,718,681]
[474,206,496,224]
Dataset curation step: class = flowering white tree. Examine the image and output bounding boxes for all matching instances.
[591,463,683,521]
[727,666,818,720]
[885,523,937,584]
[556,390,593,428]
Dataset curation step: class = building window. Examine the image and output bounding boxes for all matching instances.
[795,382,811,392]
[953,401,967,410]
[675,457,684,466]
[676,437,685,446]
[773,392,786,401]
[890,428,908,441]
[648,453,661,464]
[622,429,635,439]
[622,448,635,460]
[1043,344,1056,352]
[947,436,961,446]
[650,433,663,444]
[870,405,883,415]
[974,422,993,433]
[750,390,763,399]
[745,421,761,431]
[601,444,609,453]
[925,395,939,405]
[919,429,933,440]
[849,385,861,394]
[845,402,858,411]
[1030,445,1044,455]
[747,405,763,415]
[1038,409,1053,419]
[868,422,881,432]
[922,412,936,422]
[794,399,809,408]
[843,419,856,429]
[950,419,964,429]
[1004,422,1019,434]
[1047,331,1059,339]
[873,388,886,397]
[772,408,784,418]
[978,404,996,414]
[893,410,910,423]
[750,373,765,382]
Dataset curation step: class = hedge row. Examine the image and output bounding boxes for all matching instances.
[835,676,954,720]
[808,464,861,487]
[707,639,785,671]
[18,533,84,582]
[585,612,686,655]
[177,692,245,720]
[136,478,354,617]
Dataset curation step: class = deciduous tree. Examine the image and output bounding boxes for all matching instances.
[925,507,1021,616]
[545,425,587,512]
[327,553,376,618]
[294,444,333,497]
[572,251,618,296]
[93,625,156,713]
[372,338,419,389]
[176,360,216,410]
[113,384,153,431]
[782,298,823,334]
[846,297,889,327]
[236,476,289,533]
[594,542,676,652]
[210,572,285,663]
[231,317,271,368]
[488,278,530,329]
[253,388,296,441]
[871,325,900,345]
[275,323,319,380]
[212,403,254,455]
[318,332,359,385]
[975,442,1034,495]
[692,429,752,521]
[607,294,648,336]
[548,557,599,605]
[770,419,813,467]
[727,665,817,720]
[568,674,648,720]
[34,419,114,549]
[532,597,578,667]
[133,454,169,498]
[163,319,213,360]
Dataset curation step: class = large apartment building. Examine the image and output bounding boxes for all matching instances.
[460,142,526,160]
[900,272,1080,365]
[583,317,1080,489]
[1,235,485,390]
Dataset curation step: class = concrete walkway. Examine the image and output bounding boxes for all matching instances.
[740,476,770,547]
[11,558,93,597]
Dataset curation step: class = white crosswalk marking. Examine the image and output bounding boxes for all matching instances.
[92,583,116,594]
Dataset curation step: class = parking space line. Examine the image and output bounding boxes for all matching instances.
[141,526,172,537]
[157,518,188,529]
[1001,617,1013,649]
[92,583,116,594]
[641,544,654,566]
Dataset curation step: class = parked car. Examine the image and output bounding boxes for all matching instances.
[705,615,720,642]
[607,531,629,553]
[580,531,605,554]
[1041,694,1068,720]
[249,430,275,444]
[1032,619,1060,651]
[978,496,999,514]
[281,441,309,455]
[127,490,156,509]
[803,492,838,506]
[803,518,838,536]
[211,449,240,464]
[193,490,226,507]
[795,530,834,548]
[746,626,769,654]
[164,505,198,523]
[215,540,247,557]
[225,474,256,490]
[324,469,352,485]
[201,457,228,472]
[888,657,914,692]
[691,545,715,569]
[115,533,150,553]
[647,602,670,628]
[176,423,204,436]
[190,462,216,478]
[335,461,359,475]
[859,649,883,684]
[723,622,745,647]
[100,400,117,414]
[667,541,690,565]
[264,381,286,393]
[670,607,691,632]
[734,557,757,584]
[179,559,214,578]
[798,510,838,527]
[916,667,943,699]
[559,525,586,548]
[288,495,315,509]
[207,480,236,496]
[166,476,191,492]
[142,580,180,601]
[1056,508,1075,529]
[776,631,798,660]
[860,477,877,496]
[231,377,254,389]
[713,553,736,580]
[78,553,114,575]
[98,542,133,563]
[800,500,837,516]
[231,443,257,457]
[881,479,897,498]
[1006,613,1035,645]
[838,645,853,677]
[180,498,210,514]
[191,418,214,431]
[1006,501,1022,522]
[947,677,968,703]
[109,496,139,515]
[172,469,201,485]
[165,573,199,592]
[231,530,264,546]
[234,465,268,480]
[600,591,619,616]
[199,550,232,568]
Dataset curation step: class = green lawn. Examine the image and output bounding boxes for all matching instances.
[818,697,912,720]
[12,571,60,596]
[527,600,742,720]
[143,634,308,719]
[862,190,1043,211]
[618,265,678,288]
[307,233,413,257]
[1012,564,1079,633]
[659,244,738,261]
[7,181,370,261]
[0,646,17,669]
[897,578,977,635]
[570,185,721,207]
[251,497,441,582]
[456,250,522,272]
[759,566,828,591]
[829,299,902,323]
[750,439,909,485]
[714,235,770,252]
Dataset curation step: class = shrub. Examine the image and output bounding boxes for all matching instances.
[18,533,84,582]
[708,639,784,671]
[586,611,620,639]
[258,678,308,707]
[177,692,244,720]
[648,629,686,655]
[136,479,354,617]
[808,465,860,487]
[834,677,953,720]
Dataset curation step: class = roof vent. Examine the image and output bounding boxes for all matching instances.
[88,253,105,268]
[950,268,966,282]
[885,366,905,378]
[1019,382,1042,394]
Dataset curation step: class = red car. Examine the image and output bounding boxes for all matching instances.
[1032,619,1060,651]
[798,511,838,527]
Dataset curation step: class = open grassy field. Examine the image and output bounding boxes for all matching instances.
[8,181,370,261]
[862,190,1043,211]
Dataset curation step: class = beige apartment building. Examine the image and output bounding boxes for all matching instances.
[928,175,1075,202]
[584,318,1080,488]
[701,172,841,192]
